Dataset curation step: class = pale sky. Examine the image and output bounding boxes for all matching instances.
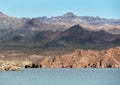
[0,0,120,19]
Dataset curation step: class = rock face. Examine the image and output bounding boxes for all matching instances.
[0,47,120,70]
[32,47,120,68]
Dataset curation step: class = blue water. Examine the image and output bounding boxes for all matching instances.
[0,68,120,85]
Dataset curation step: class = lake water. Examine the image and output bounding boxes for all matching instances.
[0,68,120,85]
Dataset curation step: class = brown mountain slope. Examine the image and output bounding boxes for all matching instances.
[46,25,120,49]
[30,47,120,68]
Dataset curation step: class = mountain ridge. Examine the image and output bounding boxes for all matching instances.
[39,12,120,34]
[0,12,119,49]
[45,25,120,49]
[0,12,120,70]
[0,11,120,34]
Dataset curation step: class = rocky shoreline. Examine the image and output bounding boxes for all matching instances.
[0,47,120,71]
[26,47,120,69]
[0,60,32,71]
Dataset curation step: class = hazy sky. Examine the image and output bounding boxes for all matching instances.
[0,0,120,19]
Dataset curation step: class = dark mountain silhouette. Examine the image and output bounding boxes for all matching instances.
[45,25,120,49]
[58,25,119,42]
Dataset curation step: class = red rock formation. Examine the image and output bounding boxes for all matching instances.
[33,47,120,68]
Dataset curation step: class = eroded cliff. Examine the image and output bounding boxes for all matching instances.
[31,47,120,68]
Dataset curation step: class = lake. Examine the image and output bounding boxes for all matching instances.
[0,68,120,85]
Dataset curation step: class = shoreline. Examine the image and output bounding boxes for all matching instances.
[0,47,120,71]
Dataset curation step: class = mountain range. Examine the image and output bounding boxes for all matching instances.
[0,12,120,49]
[39,12,120,34]
[0,12,120,70]
[0,12,120,33]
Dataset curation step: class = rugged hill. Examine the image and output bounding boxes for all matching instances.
[58,25,118,42]
[0,12,63,45]
[0,12,120,34]
[0,12,28,30]
[46,25,120,49]
[0,12,65,32]
[27,47,120,68]
[1,47,120,71]
[39,12,120,34]
[0,24,119,49]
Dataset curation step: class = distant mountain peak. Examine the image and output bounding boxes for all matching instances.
[70,25,84,31]
[0,12,8,18]
[63,12,76,17]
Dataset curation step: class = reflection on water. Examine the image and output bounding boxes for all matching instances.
[0,68,120,85]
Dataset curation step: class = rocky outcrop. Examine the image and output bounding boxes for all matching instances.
[31,47,120,68]
[0,60,32,71]
[0,47,120,70]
